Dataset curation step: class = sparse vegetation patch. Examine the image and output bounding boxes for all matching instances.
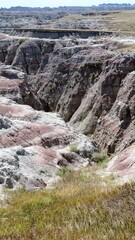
[0,166,135,240]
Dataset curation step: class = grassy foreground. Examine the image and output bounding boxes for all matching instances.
[0,166,135,240]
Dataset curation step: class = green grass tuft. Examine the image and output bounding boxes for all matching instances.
[92,151,109,166]
[70,144,78,152]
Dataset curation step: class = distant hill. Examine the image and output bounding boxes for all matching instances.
[0,4,135,12]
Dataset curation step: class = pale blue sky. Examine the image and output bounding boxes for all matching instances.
[0,0,134,8]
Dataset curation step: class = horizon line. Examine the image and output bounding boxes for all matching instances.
[0,3,135,9]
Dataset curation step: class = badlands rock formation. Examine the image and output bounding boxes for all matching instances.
[0,33,135,191]
[0,60,97,196]
[3,36,134,155]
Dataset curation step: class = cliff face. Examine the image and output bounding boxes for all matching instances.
[71,54,135,153]
[12,29,113,39]
[2,37,135,155]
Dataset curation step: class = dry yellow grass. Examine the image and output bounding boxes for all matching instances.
[61,10,135,34]
[14,10,135,37]
[101,10,135,32]
[116,43,135,53]
[0,164,135,240]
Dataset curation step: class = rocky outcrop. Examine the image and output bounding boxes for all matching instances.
[31,42,113,121]
[1,35,135,164]
[3,37,113,118]
[0,71,97,195]
[24,39,135,154]
[0,65,26,103]
[0,40,12,62]
[71,54,135,153]
[12,40,42,75]
[107,145,135,177]
[10,39,55,75]
[92,70,135,154]
[5,42,19,65]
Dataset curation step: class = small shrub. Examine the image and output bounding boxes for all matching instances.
[97,158,109,168]
[70,144,78,153]
[92,151,109,166]
[56,167,73,176]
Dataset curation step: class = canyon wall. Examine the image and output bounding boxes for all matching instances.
[2,37,134,154]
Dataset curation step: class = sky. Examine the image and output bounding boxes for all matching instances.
[0,0,134,8]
